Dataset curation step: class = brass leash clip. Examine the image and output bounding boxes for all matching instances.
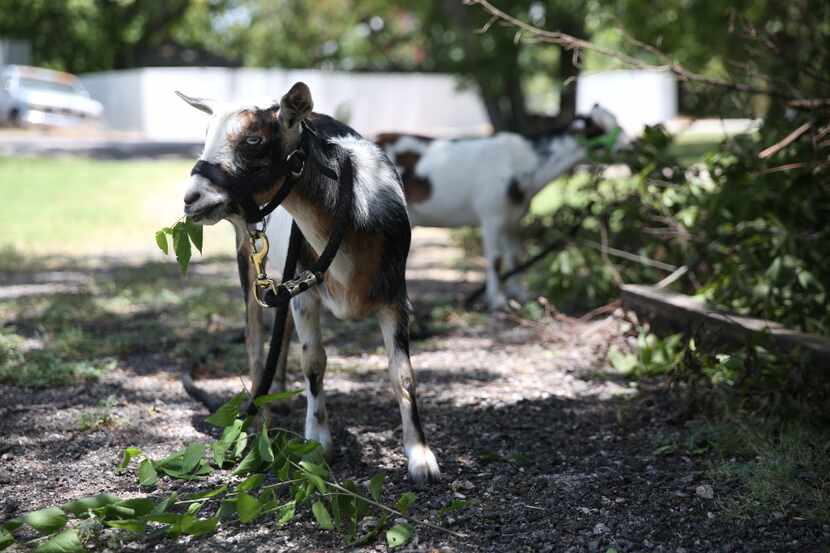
[249,230,278,308]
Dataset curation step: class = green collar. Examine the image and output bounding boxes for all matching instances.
[576,126,622,157]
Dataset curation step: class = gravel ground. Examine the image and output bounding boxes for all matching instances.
[1,228,828,552]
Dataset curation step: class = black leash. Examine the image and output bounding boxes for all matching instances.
[244,157,354,415]
[251,157,354,309]
[245,221,302,415]
[185,120,354,415]
[463,207,590,308]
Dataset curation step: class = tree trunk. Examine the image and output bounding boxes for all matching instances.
[440,0,527,133]
[479,46,529,133]
[556,45,579,124]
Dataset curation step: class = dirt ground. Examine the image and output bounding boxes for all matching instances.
[1,228,827,552]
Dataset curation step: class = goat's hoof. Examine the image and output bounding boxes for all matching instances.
[407,444,441,486]
[486,294,510,312]
[321,444,335,463]
[306,429,334,461]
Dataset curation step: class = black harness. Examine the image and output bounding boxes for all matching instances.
[190,121,339,224]
[188,120,354,414]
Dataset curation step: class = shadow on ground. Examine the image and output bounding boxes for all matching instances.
[1,243,827,552]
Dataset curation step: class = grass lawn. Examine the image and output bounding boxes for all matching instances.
[0,156,248,388]
[0,156,234,256]
[671,132,725,165]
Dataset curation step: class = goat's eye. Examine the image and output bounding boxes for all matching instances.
[245,135,262,145]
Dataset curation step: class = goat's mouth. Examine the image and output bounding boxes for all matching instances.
[184,202,227,225]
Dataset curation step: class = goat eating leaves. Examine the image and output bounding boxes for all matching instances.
[177,82,440,484]
[378,105,629,310]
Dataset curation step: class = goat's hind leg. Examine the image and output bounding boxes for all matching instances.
[379,304,440,484]
[481,219,509,310]
[291,291,332,454]
[501,227,530,303]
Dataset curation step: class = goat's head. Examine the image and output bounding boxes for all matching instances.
[574,104,631,151]
[177,82,314,225]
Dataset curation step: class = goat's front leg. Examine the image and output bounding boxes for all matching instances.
[237,248,268,390]
[481,220,508,310]
[501,226,530,303]
[290,291,332,454]
[379,304,440,484]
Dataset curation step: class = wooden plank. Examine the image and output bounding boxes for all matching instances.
[621,284,830,369]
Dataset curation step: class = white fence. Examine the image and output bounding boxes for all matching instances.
[577,70,677,133]
[81,67,680,140]
[81,67,491,141]
[0,39,31,65]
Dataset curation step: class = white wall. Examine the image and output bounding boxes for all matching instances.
[82,70,145,133]
[577,70,677,133]
[0,39,31,65]
[81,67,490,141]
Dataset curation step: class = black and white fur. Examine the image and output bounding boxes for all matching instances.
[178,83,440,484]
[378,106,629,310]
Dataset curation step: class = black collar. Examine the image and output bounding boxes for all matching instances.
[190,121,337,224]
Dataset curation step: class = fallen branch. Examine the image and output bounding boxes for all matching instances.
[579,239,678,272]
[328,481,469,540]
[656,265,689,289]
[579,299,622,321]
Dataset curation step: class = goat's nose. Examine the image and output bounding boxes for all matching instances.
[184,190,202,206]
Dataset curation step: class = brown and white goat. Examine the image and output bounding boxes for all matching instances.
[178,82,440,484]
[378,106,628,310]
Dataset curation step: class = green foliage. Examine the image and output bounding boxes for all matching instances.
[703,420,830,522]
[155,218,203,275]
[528,115,829,336]
[0,0,228,73]
[23,508,68,535]
[0,343,114,388]
[74,396,119,432]
[615,322,829,419]
[386,523,413,549]
[2,394,423,551]
[34,529,85,553]
[609,332,684,377]
[0,329,25,369]
[0,157,197,255]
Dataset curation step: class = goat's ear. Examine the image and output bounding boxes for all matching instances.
[175,91,214,115]
[278,82,313,128]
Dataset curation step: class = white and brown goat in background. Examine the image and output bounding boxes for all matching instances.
[377,106,628,310]
[177,82,440,484]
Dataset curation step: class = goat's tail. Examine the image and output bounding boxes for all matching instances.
[181,363,224,412]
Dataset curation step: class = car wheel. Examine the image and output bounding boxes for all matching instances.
[8,108,22,128]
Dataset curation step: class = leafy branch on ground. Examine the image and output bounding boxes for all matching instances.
[1,392,461,552]
[155,218,203,275]
[522,119,829,337]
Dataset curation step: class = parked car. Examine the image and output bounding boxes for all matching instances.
[0,65,103,127]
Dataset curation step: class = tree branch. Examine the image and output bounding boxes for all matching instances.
[463,0,830,108]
